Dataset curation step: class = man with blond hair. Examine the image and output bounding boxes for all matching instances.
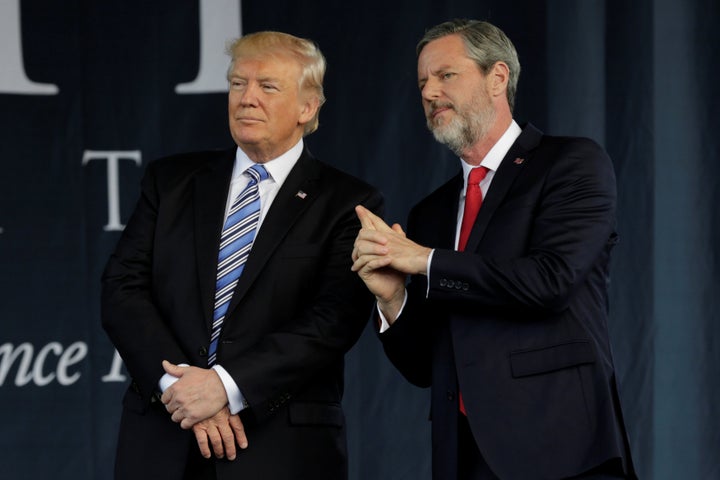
[103,31,382,479]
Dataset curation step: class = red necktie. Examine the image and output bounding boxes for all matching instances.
[457,166,488,415]
[458,167,488,251]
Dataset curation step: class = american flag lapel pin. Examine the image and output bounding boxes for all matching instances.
[514,157,525,165]
[295,190,307,199]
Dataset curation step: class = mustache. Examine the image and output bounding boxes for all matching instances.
[428,101,455,114]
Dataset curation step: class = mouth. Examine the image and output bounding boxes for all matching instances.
[236,116,263,123]
[428,103,454,122]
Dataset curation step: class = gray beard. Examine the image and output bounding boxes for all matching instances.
[428,100,496,156]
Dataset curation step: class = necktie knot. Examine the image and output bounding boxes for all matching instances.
[246,164,269,185]
[468,166,488,187]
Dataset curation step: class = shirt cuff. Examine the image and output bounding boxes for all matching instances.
[426,248,435,298]
[212,364,248,415]
[377,289,408,333]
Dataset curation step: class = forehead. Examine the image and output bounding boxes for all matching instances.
[230,52,303,80]
[417,34,472,74]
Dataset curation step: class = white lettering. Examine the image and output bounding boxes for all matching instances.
[101,349,127,382]
[175,0,242,94]
[0,343,33,386]
[33,342,62,386]
[57,342,87,385]
[82,150,142,231]
[0,0,59,94]
[0,342,87,386]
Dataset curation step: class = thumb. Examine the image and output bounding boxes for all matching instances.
[162,360,185,377]
[391,223,406,237]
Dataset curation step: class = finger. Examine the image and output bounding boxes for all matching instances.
[229,415,248,450]
[207,425,225,459]
[171,408,183,424]
[391,223,406,237]
[356,205,391,232]
[193,426,212,459]
[355,205,376,230]
[357,206,396,234]
[358,225,389,240]
[352,255,392,273]
[220,424,237,460]
[180,415,196,430]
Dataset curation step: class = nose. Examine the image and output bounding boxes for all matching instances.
[421,77,441,102]
[238,82,259,107]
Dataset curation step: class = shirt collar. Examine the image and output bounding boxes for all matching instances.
[460,120,522,191]
[233,139,304,186]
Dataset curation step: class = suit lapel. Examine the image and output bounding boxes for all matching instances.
[464,123,543,252]
[193,149,236,328]
[434,174,463,250]
[225,149,321,318]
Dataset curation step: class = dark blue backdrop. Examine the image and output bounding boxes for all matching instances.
[1,0,718,478]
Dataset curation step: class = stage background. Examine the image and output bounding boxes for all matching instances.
[1,0,718,478]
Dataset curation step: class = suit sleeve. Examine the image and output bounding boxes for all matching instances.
[100,161,188,404]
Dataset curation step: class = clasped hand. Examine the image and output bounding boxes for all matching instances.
[351,205,431,321]
[160,360,248,460]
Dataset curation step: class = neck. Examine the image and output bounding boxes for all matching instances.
[461,111,513,166]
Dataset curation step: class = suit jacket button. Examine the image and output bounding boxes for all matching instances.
[447,390,455,401]
[439,279,447,287]
[198,346,208,357]
[447,280,455,288]
[462,283,469,291]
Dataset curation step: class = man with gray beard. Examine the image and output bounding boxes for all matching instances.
[351,19,636,480]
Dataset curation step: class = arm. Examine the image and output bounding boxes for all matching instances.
[101,161,189,403]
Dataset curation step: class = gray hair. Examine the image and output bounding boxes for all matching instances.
[417,19,521,112]
[226,31,326,135]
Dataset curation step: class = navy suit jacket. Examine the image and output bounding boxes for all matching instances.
[381,124,636,479]
[102,147,383,480]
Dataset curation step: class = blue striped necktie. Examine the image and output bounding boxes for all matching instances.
[208,163,269,366]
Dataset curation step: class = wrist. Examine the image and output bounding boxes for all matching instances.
[377,288,405,322]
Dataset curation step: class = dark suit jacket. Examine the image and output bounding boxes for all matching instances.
[381,124,636,480]
[102,147,383,480]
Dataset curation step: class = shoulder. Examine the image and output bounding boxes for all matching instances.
[533,135,614,182]
[536,135,608,160]
[303,154,381,200]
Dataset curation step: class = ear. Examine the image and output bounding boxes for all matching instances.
[488,61,510,100]
[298,94,320,126]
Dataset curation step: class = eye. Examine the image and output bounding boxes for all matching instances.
[441,72,456,80]
[229,79,246,89]
[261,83,279,92]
